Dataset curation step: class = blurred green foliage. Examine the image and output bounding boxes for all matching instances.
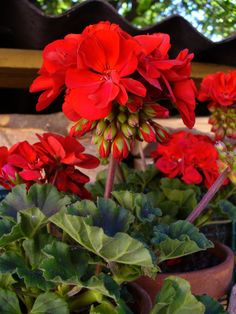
[33,0,236,41]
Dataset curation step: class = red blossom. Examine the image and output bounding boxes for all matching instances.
[30,35,80,111]
[198,71,236,108]
[0,133,99,199]
[65,22,146,120]
[152,131,221,188]
[0,147,17,189]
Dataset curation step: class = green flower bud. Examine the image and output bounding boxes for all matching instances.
[105,112,115,122]
[117,112,127,124]
[75,118,89,131]
[128,113,139,127]
[121,123,136,138]
[96,120,107,136]
[92,134,102,145]
[103,122,117,141]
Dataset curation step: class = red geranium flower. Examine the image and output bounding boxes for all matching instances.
[198,71,236,108]
[0,147,17,189]
[30,35,80,111]
[65,22,146,120]
[34,133,99,198]
[152,131,221,188]
[0,133,99,199]
[135,34,196,128]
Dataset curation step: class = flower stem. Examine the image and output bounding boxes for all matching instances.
[139,142,147,170]
[104,155,117,199]
[187,167,230,223]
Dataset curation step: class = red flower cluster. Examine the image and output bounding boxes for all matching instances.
[31,22,196,126]
[152,131,220,188]
[198,71,236,140]
[0,133,99,198]
[30,21,197,160]
[198,71,236,108]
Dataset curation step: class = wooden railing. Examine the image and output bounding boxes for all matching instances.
[0,48,235,89]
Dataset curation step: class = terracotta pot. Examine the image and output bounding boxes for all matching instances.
[135,242,234,303]
[127,282,153,314]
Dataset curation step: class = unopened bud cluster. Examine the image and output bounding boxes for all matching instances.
[91,100,170,160]
[216,141,236,184]
[209,106,236,140]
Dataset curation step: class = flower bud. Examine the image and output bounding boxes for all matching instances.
[103,122,117,141]
[75,118,89,132]
[215,127,225,140]
[92,134,102,145]
[143,104,169,118]
[128,113,139,127]
[105,112,115,122]
[121,123,136,138]
[70,119,95,137]
[96,120,107,136]
[98,139,111,158]
[127,96,143,113]
[112,133,130,161]
[139,122,156,143]
[117,112,127,124]
[151,122,171,143]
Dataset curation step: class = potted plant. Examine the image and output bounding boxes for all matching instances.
[0,21,234,311]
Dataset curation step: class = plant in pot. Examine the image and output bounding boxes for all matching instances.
[0,21,232,312]
[0,181,228,313]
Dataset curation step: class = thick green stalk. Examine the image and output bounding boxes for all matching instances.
[69,290,103,311]
[104,155,117,199]
[187,167,230,223]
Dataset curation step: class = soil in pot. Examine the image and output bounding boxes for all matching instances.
[136,242,234,303]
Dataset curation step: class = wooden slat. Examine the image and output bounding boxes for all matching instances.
[0,49,42,88]
[0,48,236,88]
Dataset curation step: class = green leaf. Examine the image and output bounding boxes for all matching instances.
[112,265,142,284]
[17,267,54,291]
[30,292,69,314]
[19,207,47,238]
[0,184,70,219]
[0,252,53,291]
[0,223,23,247]
[90,302,118,314]
[160,178,200,217]
[95,198,134,236]
[0,185,32,219]
[50,212,154,268]
[219,200,236,220]
[150,276,205,314]
[196,295,228,314]
[0,289,22,314]
[152,221,213,263]
[0,274,16,289]
[68,199,98,216]
[40,241,120,299]
[112,191,136,211]
[40,241,89,283]
[0,252,25,274]
[85,274,120,300]
[67,198,134,236]
[134,194,162,223]
[23,232,56,268]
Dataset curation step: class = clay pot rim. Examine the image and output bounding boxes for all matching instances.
[159,241,234,277]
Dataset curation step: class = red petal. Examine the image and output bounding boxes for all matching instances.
[47,136,66,160]
[65,89,112,120]
[80,29,120,72]
[121,78,146,97]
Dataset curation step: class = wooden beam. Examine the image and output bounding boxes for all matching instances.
[0,48,235,89]
[0,49,42,88]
